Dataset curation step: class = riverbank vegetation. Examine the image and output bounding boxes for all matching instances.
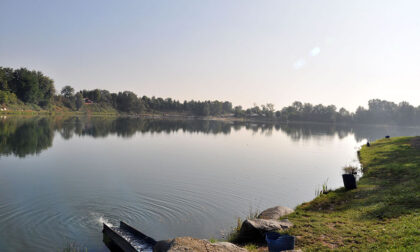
[3,67,420,126]
[278,137,420,250]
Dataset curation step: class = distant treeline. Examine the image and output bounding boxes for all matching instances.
[1,66,420,126]
[267,100,420,125]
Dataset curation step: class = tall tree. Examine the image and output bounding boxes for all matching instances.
[75,93,84,110]
[61,86,75,99]
[10,68,40,103]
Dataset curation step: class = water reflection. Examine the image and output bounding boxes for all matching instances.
[1,116,420,251]
[1,116,419,157]
[0,117,54,157]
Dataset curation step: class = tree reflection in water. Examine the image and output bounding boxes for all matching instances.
[1,116,419,157]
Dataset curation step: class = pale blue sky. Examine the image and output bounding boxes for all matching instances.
[1,0,419,110]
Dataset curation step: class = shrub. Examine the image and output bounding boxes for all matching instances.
[0,90,18,105]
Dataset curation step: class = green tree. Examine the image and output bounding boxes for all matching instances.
[262,103,275,118]
[37,72,55,106]
[222,101,233,113]
[61,85,75,99]
[233,106,244,117]
[0,67,13,91]
[0,90,12,104]
[116,91,144,113]
[92,89,101,102]
[10,68,40,103]
[75,93,84,110]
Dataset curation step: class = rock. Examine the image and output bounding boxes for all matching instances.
[153,237,247,252]
[212,241,247,251]
[258,206,294,220]
[238,219,293,241]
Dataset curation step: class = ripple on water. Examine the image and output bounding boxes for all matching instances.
[0,177,260,251]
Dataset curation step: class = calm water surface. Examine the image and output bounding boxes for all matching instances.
[0,116,419,251]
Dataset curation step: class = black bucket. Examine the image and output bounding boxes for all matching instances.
[265,232,295,251]
[342,174,357,190]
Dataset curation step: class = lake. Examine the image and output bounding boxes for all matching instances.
[0,116,419,251]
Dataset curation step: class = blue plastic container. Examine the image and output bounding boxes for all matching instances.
[265,232,295,251]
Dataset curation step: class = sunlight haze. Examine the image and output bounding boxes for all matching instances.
[1,0,419,111]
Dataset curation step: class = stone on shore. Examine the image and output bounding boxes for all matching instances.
[238,219,293,241]
[153,237,247,252]
[258,206,294,220]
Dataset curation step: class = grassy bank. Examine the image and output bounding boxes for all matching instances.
[0,106,249,122]
[279,137,420,251]
[56,138,416,251]
[0,103,118,116]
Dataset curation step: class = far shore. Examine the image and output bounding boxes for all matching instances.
[3,109,420,129]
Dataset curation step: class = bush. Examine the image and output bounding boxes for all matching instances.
[0,90,18,105]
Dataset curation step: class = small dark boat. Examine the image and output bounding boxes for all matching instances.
[103,221,156,252]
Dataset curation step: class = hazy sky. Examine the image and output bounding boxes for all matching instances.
[1,0,419,111]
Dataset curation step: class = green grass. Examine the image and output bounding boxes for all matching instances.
[0,103,118,116]
[282,137,420,251]
[243,244,259,251]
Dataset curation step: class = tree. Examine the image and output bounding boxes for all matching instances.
[116,91,144,113]
[292,101,303,112]
[1,68,55,106]
[37,72,55,106]
[337,107,352,123]
[0,67,13,91]
[0,90,17,104]
[92,89,101,102]
[10,68,40,103]
[222,101,233,113]
[61,86,75,99]
[233,106,243,117]
[202,103,210,116]
[75,93,84,110]
[262,103,275,118]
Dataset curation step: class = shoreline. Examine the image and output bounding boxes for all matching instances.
[140,137,419,251]
[2,115,418,250]
[3,109,420,129]
[235,136,419,251]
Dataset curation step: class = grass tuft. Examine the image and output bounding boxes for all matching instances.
[315,179,331,196]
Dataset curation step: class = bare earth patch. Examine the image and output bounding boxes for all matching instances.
[410,136,420,149]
